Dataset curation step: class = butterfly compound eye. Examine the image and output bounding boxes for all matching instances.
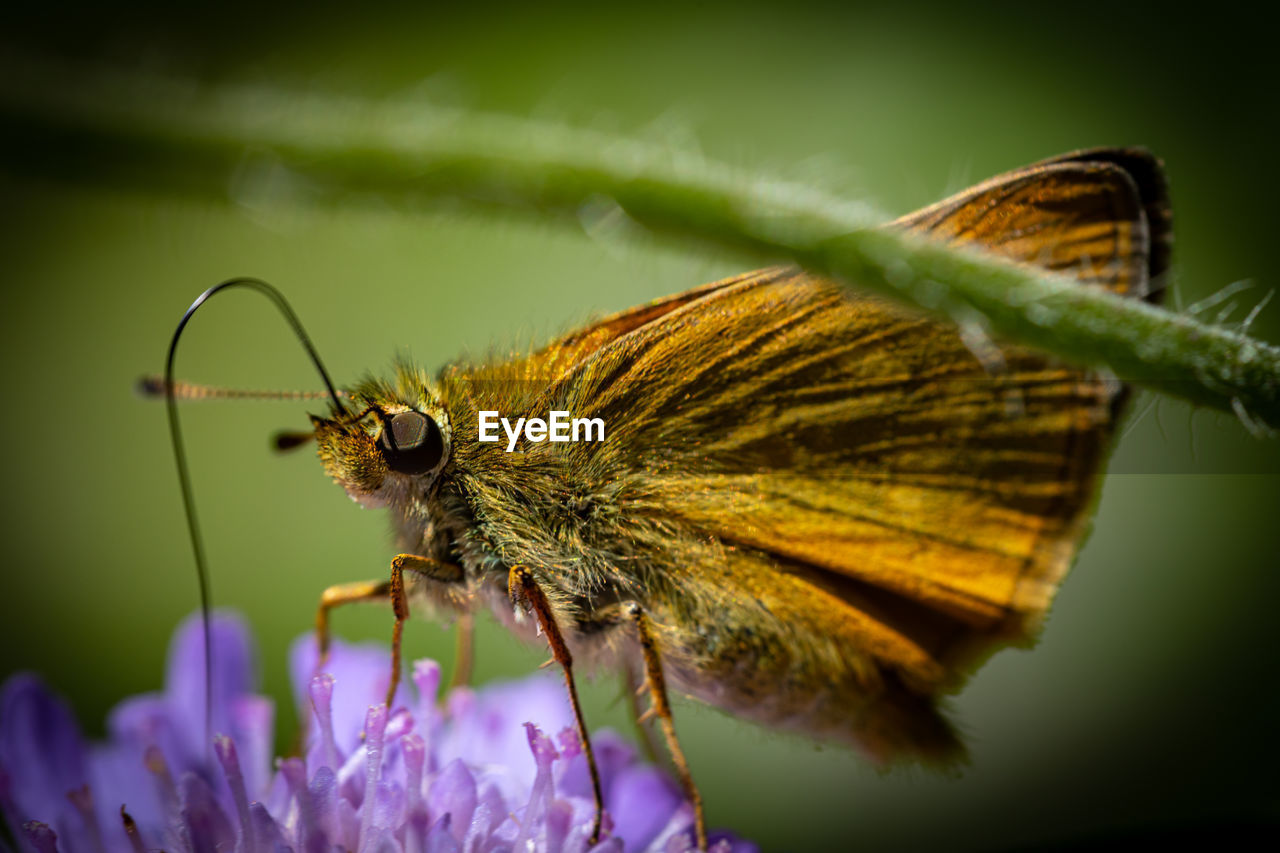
[377,411,444,475]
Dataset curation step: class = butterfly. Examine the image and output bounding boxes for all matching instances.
[162,147,1171,850]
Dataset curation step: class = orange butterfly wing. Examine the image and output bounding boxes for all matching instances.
[452,150,1171,761]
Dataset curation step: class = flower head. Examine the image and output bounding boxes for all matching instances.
[0,612,755,853]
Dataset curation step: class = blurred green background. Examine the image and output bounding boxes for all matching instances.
[2,2,1278,849]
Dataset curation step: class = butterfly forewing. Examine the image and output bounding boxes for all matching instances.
[442,150,1170,762]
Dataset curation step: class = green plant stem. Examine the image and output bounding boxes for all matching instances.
[3,61,1279,431]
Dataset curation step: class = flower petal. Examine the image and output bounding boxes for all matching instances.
[179,772,236,853]
[0,674,88,826]
[308,673,342,773]
[21,820,60,853]
[424,814,459,853]
[290,636,409,757]
[708,832,760,853]
[249,801,292,853]
[164,612,258,764]
[427,759,476,843]
[230,694,275,799]
[438,675,571,784]
[214,735,254,851]
[606,764,683,852]
[3,615,756,853]
[558,728,635,804]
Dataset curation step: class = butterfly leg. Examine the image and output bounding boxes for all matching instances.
[626,602,707,852]
[508,565,605,846]
[385,554,465,708]
[623,665,661,762]
[306,580,395,753]
[448,610,475,691]
[315,579,391,667]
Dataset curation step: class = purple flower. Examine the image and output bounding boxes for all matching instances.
[0,612,756,853]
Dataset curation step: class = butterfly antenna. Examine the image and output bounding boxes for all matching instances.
[163,277,345,754]
[136,375,348,401]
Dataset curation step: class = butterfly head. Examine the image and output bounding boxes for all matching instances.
[312,374,452,509]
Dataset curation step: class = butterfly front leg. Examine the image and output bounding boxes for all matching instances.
[507,564,606,847]
[312,558,468,712]
[315,579,391,666]
[385,554,465,708]
[624,602,707,853]
[312,555,466,709]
